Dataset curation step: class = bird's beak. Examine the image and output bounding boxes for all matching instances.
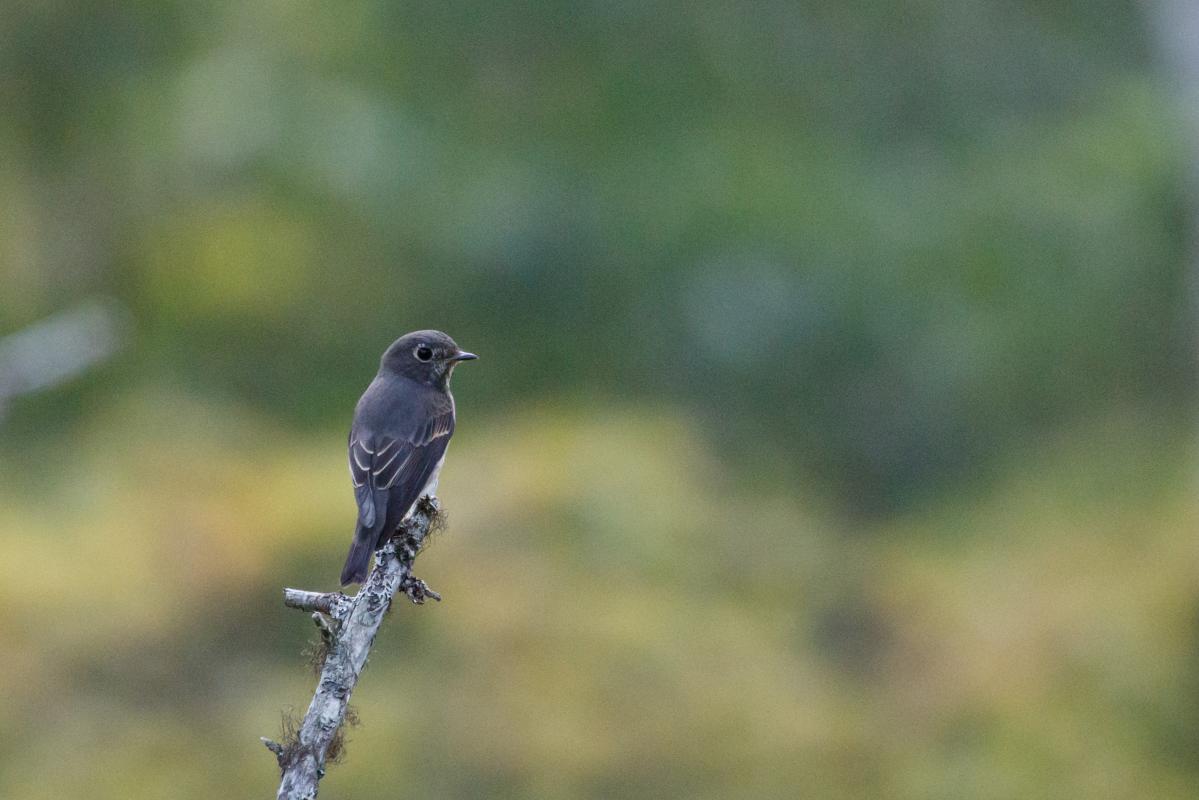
[450,350,478,362]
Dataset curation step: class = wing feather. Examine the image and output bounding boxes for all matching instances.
[348,407,454,536]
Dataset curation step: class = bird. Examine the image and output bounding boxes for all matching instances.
[340,330,476,585]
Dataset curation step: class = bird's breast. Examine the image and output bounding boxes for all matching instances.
[420,449,448,498]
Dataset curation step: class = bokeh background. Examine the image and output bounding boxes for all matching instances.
[2,2,1197,797]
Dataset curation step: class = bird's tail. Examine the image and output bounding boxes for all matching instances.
[340,530,374,586]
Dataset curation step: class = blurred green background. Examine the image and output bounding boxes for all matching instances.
[2,2,1197,797]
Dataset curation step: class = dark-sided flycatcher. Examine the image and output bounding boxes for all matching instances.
[340,330,476,585]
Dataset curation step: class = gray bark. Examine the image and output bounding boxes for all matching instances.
[264,497,443,800]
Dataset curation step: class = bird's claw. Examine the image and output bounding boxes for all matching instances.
[401,575,441,604]
[416,495,440,517]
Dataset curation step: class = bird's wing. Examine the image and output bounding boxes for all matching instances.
[348,438,378,529]
[348,407,455,532]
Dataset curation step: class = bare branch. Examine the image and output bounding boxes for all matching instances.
[262,738,285,759]
[311,612,337,647]
[282,590,351,618]
[269,497,442,800]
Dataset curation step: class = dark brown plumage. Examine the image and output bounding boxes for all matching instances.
[340,330,476,585]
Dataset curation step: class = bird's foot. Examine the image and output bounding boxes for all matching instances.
[400,575,442,604]
[416,495,440,517]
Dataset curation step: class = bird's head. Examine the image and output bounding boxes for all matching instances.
[380,330,477,387]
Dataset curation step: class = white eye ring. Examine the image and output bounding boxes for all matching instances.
[414,345,434,362]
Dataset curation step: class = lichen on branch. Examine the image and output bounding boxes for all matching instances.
[265,496,442,800]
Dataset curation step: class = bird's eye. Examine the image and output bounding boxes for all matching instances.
[415,346,433,362]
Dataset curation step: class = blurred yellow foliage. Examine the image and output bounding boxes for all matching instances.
[0,389,1193,799]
